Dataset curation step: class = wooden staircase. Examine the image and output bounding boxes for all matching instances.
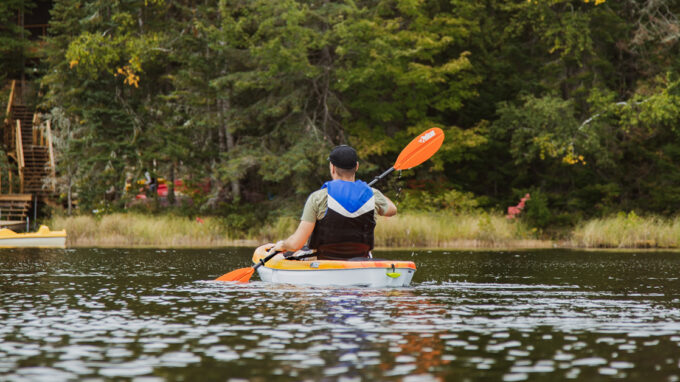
[14,104,52,196]
[2,80,57,229]
[0,194,32,231]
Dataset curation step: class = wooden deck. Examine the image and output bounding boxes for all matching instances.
[0,220,27,231]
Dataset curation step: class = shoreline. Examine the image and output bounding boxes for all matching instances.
[62,239,680,251]
[47,212,680,251]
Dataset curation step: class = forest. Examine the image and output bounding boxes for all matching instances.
[3,0,680,238]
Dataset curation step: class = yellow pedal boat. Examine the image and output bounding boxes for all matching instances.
[0,225,67,248]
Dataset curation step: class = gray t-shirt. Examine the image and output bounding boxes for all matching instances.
[301,187,390,223]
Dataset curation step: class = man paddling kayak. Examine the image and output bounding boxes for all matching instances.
[216,128,442,283]
[270,145,397,260]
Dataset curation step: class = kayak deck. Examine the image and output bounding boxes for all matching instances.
[252,245,416,287]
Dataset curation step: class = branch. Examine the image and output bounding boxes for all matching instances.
[579,99,649,130]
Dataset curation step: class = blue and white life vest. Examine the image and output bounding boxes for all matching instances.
[308,180,376,260]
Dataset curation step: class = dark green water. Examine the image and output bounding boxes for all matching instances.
[2,248,680,381]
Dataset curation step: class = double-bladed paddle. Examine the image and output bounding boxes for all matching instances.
[215,127,445,283]
[214,248,281,282]
[368,127,445,186]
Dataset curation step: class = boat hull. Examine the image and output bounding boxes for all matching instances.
[0,236,66,248]
[252,245,416,287]
[0,225,67,248]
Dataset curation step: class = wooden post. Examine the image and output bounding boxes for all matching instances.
[16,120,24,193]
[33,196,37,231]
[46,120,56,191]
[4,80,16,149]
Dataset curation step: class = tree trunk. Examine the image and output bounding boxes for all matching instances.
[218,98,240,201]
[67,174,73,216]
[168,161,176,205]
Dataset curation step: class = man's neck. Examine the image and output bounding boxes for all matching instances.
[332,176,355,182]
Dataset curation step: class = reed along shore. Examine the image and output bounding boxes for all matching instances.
[47,211,680,249]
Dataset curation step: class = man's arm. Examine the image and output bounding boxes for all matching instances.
[272,220,315,252]
[382,196,397,217]
[270,190,321,253]
[373,188,397,217]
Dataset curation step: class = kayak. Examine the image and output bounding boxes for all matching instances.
[0,225,67,248]
[251,244,416,287]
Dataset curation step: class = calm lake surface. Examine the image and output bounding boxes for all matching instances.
[2,248,680,381]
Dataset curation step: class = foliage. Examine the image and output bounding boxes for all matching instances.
[2,0,680,236]
[398,188,480,214]
[0,0,36,79]
[522,190,552,229]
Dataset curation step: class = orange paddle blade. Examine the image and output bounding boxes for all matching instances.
[215,267,255,283]
[394,127,445,170]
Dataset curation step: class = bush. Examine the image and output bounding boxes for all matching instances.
[397,189,480,213]
[523,190,552,229]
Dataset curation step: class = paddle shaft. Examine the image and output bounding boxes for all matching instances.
[254,250,281,271]
[367,167,395,187]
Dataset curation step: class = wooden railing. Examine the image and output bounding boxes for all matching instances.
[24,24,49,39]
[32,113,40,145]
[32,116,57,192]
[4,80,15,124]
[4,81,16,150]
[15,121,25,193]
[46,121,56,191]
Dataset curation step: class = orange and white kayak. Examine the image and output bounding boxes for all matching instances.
[252,244,416,287]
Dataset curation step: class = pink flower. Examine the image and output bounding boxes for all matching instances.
[506,194,531,219]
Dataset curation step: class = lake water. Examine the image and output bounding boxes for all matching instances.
[1,248,680,381]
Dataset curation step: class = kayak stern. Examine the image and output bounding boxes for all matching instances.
[252,245,416,287]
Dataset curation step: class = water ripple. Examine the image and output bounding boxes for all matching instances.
[2,248,680,380]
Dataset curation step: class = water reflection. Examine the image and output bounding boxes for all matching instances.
[1,248,680,380]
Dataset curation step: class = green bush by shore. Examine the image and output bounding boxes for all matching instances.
[45,210,679,249]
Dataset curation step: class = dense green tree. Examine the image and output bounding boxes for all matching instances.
[42,0,179,208]
[0,0,37,80]
[2,0,674,228]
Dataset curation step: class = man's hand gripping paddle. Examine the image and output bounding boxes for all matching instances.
[215,127,445,282]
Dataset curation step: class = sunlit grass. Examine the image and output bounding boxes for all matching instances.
[48,213,252,247]
[373,212,547,248]
[53,211,680,249]
[570,212,680,248]
[258,212,547,248]
[49,211,547,248]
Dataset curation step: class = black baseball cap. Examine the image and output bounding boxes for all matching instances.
[328,145,358,169]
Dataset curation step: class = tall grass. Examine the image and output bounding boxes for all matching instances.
[48,213,254,247]
[373,212,547,248]
[49,211,547,248]
[255,212,545,248]
[54,210,680,249]
[570,212,680,248]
